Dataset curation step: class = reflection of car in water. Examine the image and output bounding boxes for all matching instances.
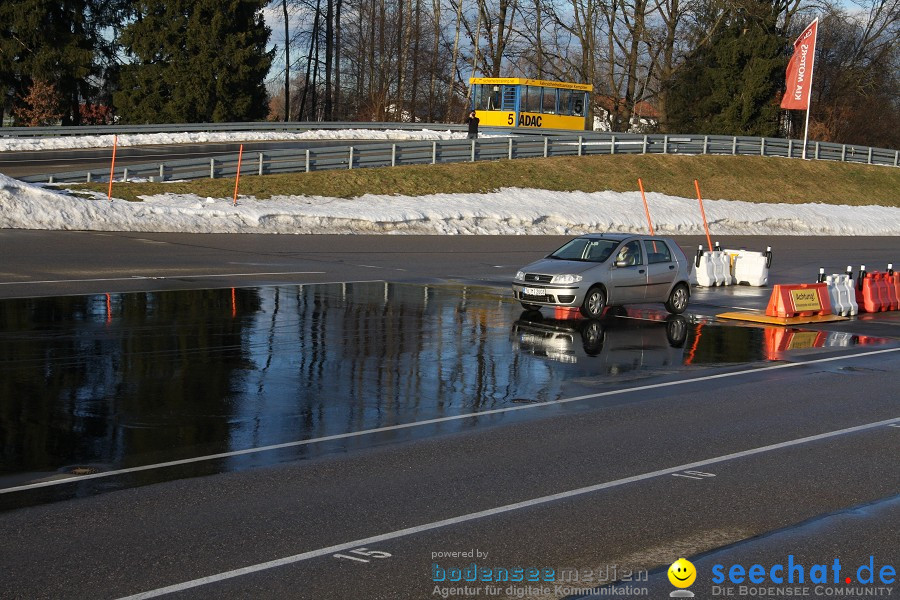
[512,309,688,371]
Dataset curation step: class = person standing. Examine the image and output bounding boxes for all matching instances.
[466,110,479,139]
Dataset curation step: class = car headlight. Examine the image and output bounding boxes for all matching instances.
[551,274,583,284]
[514,271,525,281]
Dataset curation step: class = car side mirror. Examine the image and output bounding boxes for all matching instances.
[615,259,628,268]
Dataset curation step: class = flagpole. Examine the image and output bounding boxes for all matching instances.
[801,18,819,160]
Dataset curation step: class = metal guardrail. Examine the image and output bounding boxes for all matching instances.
[0,121,472,138]
[18,132,900,184]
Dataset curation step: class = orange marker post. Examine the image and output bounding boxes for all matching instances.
[107,135,118,200]
[694,179,713,251]
[637,178,654,236]
[233,144,244,206]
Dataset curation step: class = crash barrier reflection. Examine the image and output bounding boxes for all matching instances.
[763,327,880,360]
[694,243,771,287]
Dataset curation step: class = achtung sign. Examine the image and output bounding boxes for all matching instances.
[790,288,822,312]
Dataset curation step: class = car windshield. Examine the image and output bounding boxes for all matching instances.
[548,238,619,262]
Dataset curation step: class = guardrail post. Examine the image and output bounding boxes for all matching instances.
[258,152,264,176]
[471,140,476,162]
[610,135,616,155]
[663,135,668,154]
[642,135,647,154]
[391,144,397,167]
[305,149,311,173]
[895,151,899,167]
[841,145,846,162]
[760,138,765,156]
[788,139,793,157]
[867,147,873,165]
[123,167,129,182]
[159,164,165,182]
[432,141,437,164]
[543,138,549,158]
[349,146,354,169]
[703,136,708,154]
[210,158,215,178]
[815,142,820,160]
[578,136,583,156]
[508,137,513,160]
[732,137,737,155]
[86,171,92,183]
[48,176,54,184]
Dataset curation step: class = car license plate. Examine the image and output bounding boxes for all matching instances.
[522,287,546,296]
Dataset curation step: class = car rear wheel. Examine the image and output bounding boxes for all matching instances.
[665,283,689,314]
[580,286,607,318]
[520,303,542,311]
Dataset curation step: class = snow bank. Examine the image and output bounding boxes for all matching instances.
[0,128,479,152]
[1,173,897,235]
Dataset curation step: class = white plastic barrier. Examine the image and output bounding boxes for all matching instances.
[724,248,771,287]
[824,331,856,347]
[694,248,716,287]
[694,247,732,287]
[824,274,858,316]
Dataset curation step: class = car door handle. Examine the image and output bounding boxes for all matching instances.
[669,265,675,270]
[639,269,645,274]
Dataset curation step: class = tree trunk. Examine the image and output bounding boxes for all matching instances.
[446,0,464,122]
[334,0,342,119]
[427,0,441,121]
[283,0,290,121]
[410,0,421,121]
[324,0,333,120]
[395,0,406,121]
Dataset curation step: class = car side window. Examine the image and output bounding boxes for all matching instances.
[616,241,643,266]
[644,240,673,264]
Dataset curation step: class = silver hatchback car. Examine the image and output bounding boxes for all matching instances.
[511,233,693,317]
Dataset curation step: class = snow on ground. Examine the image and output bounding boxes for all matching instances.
[1,172,897,236]
[0,128,483,152]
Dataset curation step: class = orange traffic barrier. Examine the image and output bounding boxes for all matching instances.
[765,283,832,318]
[890,272,900,310]
[884,272,899,311]
[859,272,888,312]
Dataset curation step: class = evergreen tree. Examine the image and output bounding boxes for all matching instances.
[0,0,107,125]
[115,0,274,123]
[665,3,785,136]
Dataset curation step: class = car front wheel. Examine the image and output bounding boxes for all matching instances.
[580,286,607,318]
[665,283,689,314]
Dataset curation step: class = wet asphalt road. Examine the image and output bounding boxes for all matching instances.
[0,232,897,600]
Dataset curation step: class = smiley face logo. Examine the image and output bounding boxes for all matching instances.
[668,558,697,588]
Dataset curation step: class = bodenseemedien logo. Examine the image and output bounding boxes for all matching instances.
[668,558,697,598]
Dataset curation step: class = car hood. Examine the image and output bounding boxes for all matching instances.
[519,258,601,275]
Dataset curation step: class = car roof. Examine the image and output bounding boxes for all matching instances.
[578,233,673,241]
[578,233,638,241]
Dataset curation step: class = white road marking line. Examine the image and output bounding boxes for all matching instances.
[0,271,326,286]
[116,415,900,600]
[4,347,898,495]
